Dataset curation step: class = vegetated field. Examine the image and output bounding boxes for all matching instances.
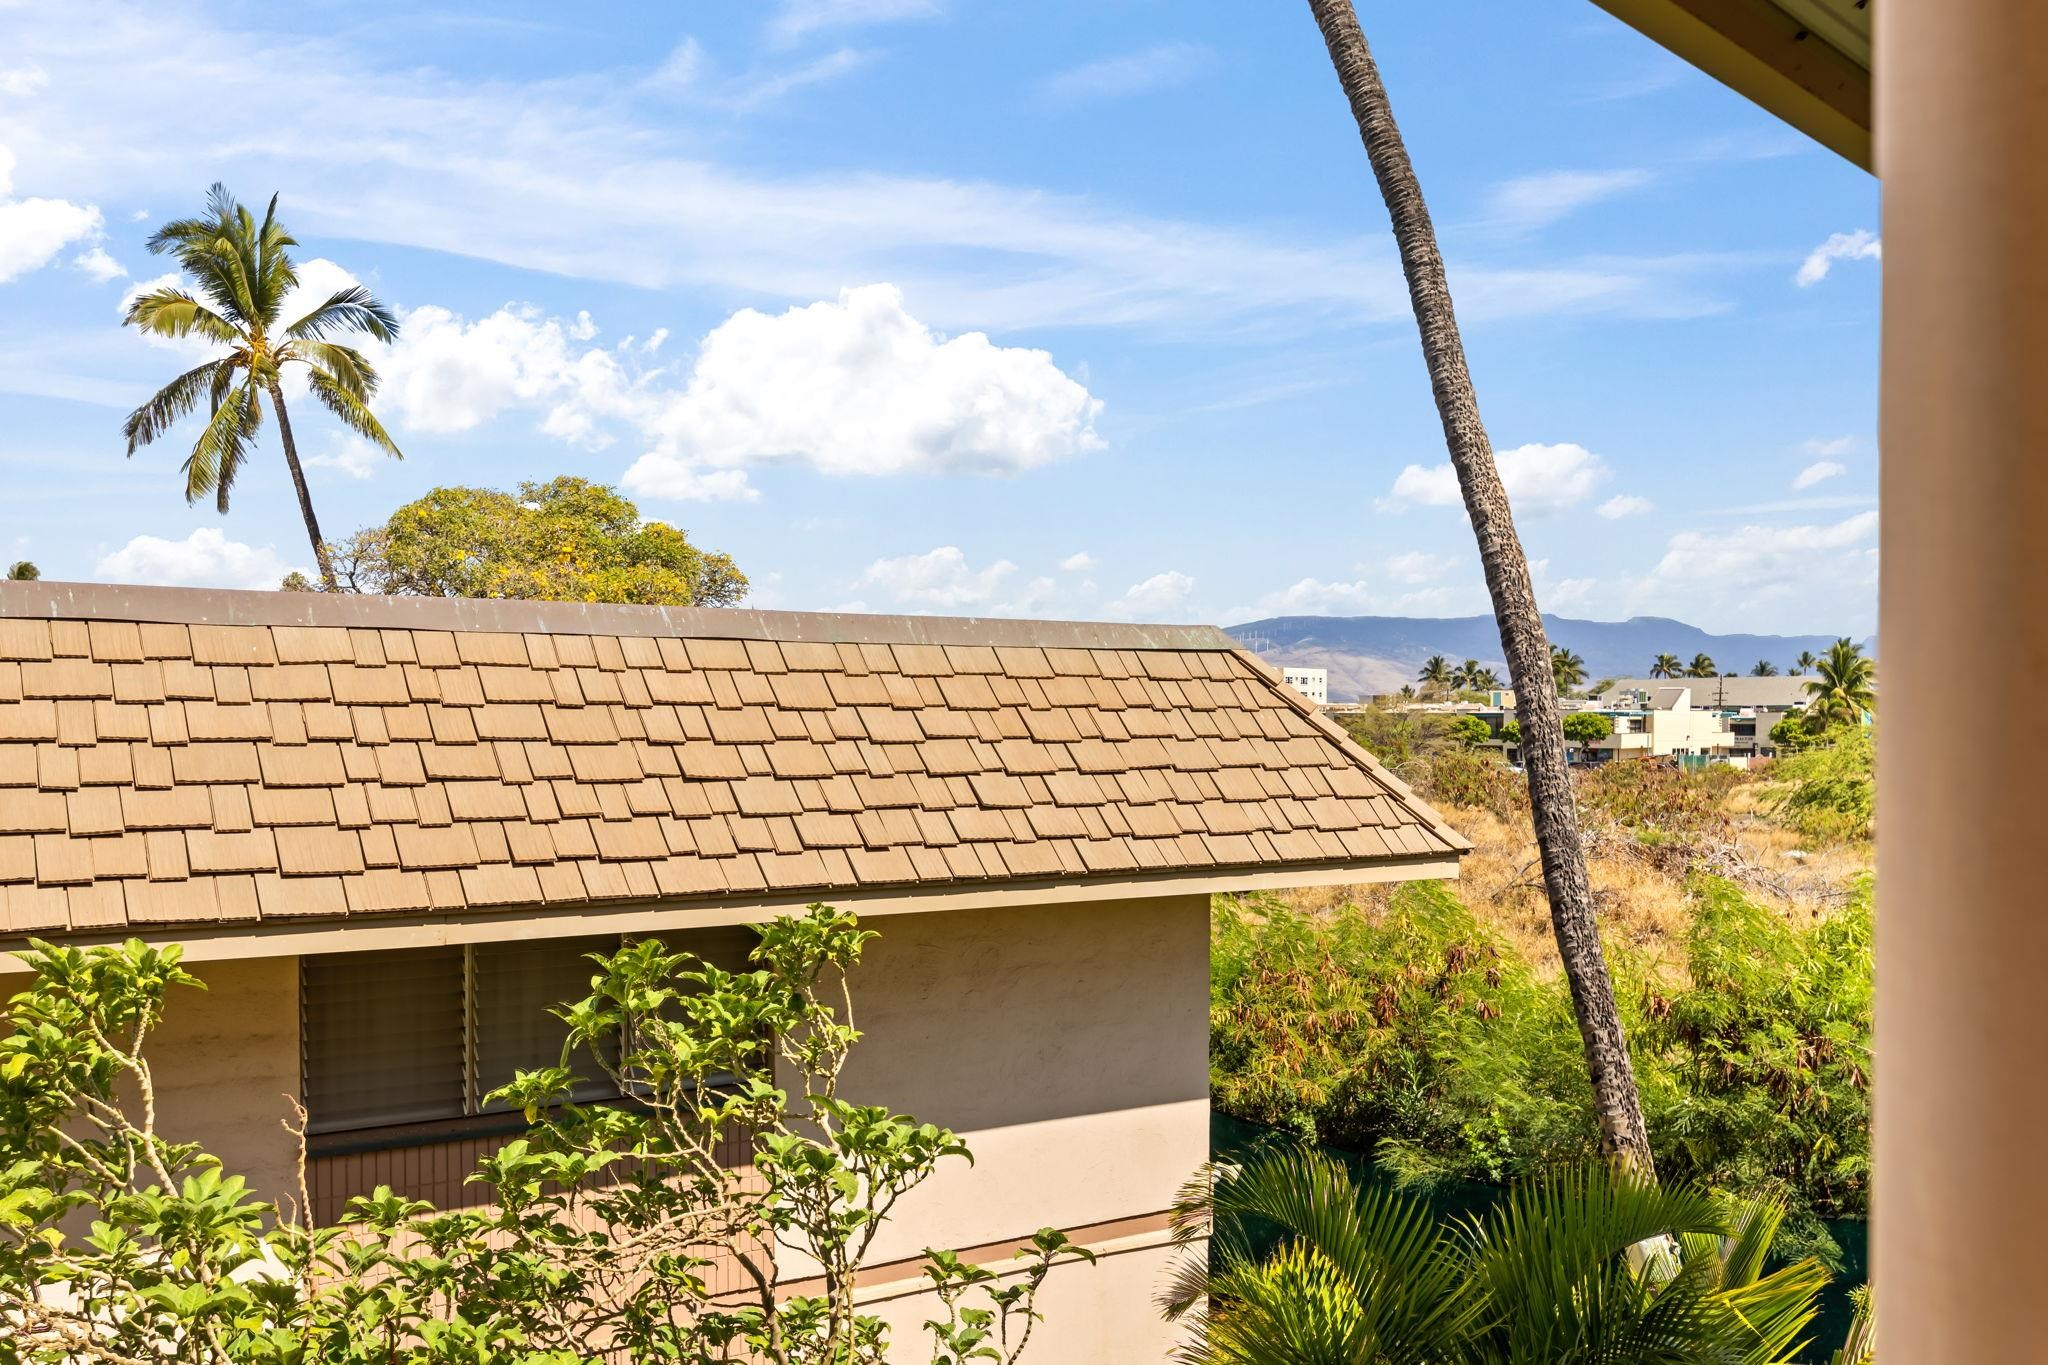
[1211,715,1874,1268]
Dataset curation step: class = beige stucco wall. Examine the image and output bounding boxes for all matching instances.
[803,893,1211,1361]
[0,955,302,1210]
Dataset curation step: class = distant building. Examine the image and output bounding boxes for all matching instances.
[1593,675,1826,758]
[1280,666,1328,705]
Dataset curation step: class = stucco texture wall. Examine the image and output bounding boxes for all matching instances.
[1,955,302,1210]
[813,893,1212,1362]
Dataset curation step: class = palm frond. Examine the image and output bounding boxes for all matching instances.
[122,358,233,454]
[285,286,399,343]
[306,369,403,460]
[286,340,379,398]
[252,191,299,325]
[181,379,262,508]
[122,288,245,347]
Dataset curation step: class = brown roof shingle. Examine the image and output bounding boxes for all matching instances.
[0,583,1467,936]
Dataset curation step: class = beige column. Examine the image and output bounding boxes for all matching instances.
[1877,1,2048,1357]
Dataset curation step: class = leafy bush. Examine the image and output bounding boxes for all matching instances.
[1336,706,1461,769]
[1414,747,1529,821]
[1639,879,1873,1252]
[1210,877,1872,1246]
[1446,714,1493,748]
[1576,759,1747,836]
[1766,727,1874,842]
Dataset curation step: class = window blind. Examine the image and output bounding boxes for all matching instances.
[302,947,467,1133]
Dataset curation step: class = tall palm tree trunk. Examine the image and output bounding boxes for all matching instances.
[1305,0,1654,1172]
[266,382,337,590]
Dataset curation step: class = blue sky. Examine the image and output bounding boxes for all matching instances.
[0,0,1880,635]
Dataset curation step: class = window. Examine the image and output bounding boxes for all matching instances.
[302,929,754,1138]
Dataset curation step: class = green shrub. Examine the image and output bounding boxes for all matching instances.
[1414,746,1528,821]
[1766,727,1874,841]
[1576,759,1746,836]
[1210,877,1872,1247]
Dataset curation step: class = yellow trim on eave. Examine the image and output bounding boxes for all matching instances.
[1589,0,1873,172]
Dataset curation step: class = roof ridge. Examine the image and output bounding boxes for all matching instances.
[0,582,1239,652]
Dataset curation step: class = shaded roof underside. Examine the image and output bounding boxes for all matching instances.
[0,584,1466,939]
[1589,0,1872,170]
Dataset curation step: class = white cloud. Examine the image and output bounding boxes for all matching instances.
[96,528,298,590]
[305,436,387,481]
[1641,512,1878,615]
[376,302,626,437]
[770,0,940,45]
[857,546,1015,609]
[624,284,1102,498]
[1383,442,1612,515]
[0,145,104,283]
[71,246,124,281]
[1110,570,1195,619]
[1037,44,1210,105]
[1486,169,1651,231]
[1802,435,1853,457]
[1792,460,1846,490]
[1597,493,1654,519]
[0,5,1743,335]
[0,66,48,97]
[1795,229,1880,287]
[1248,577,1376,615]
[1383,551,1453,583]
[1059,551,1096,572]
[567,310,598,341]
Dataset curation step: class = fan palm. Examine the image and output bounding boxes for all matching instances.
[1418,655,1452,698]
[121,184,402,590]
[1803,638,1876,728]
[1164,1151,1830,1365]
[1650,653,1681,680]
[1551,646,1586,692]
[1687,654,1717,678]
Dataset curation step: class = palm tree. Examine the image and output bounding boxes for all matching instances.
[1473,667,1501,690]
[1551,646,1586,693]
[1649,652,1680,680]
[1793,650,1818,676]
[1687,653,1717,678]
[1417,655,1452,698]
[1306,1,1653,1172]
[1751,660,1781,677]
[1804,638,1876,728]
[1163,1149,1831,1365]
[122,185,402,590]
[5,561,38,581]
[1454,658,1483,691]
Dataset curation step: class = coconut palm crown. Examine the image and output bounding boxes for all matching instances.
[1650,653,1680,679]
[1804,637,1876,728]
[122,184,401,589]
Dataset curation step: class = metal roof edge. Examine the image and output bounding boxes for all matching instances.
[0,581,1239,653]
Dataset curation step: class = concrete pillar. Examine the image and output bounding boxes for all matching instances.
[1877,1,2048,1357]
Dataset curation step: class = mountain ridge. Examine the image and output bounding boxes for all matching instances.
[1226,614,1860,702]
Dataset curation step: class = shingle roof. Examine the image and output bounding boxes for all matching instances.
[0,583,1467,937]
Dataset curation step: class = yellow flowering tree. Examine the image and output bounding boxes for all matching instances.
[315,476,748,606]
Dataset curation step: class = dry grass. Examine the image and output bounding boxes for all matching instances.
[1277,775,1873,980]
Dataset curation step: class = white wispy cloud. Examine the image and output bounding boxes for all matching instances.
[1796,229,1880,287]
[1111,570,1195,620]
[1792,460,1846,490]
[1485,169,1651,232]
[0,4,1740,334]
[1037,43,1209,105]
[1636,512,1878,619]
[1059,551,1096,572]
[0,66,49,97]
[305,435,389,481]
[96,527,300,590]
[71,245,125,281]
[1382,442,1612,515]
[1597,493,1653,519]
[1802,435,1853,457]
[770,0,940,46]
[0,145,104,283]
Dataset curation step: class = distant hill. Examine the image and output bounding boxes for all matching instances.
[1225,614,1854,702]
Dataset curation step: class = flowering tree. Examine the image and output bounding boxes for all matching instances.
[0,909,1089,1363]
